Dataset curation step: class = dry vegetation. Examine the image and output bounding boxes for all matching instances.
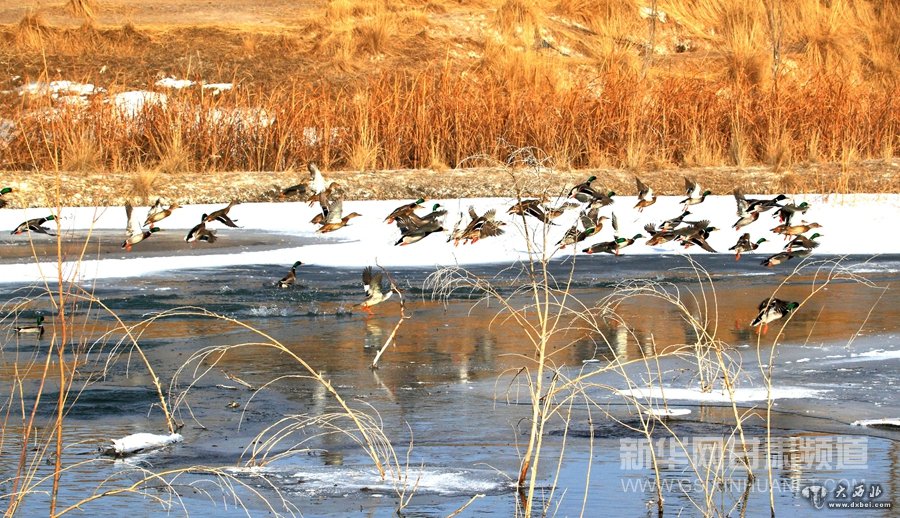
[0,0,897,194]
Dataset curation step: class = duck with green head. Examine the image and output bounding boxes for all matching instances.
[385,198,425,224]
[12,215,56,236]
[583,234,643,255]
[785,232,822,252]
[0,187,12,209]
[729,233,766,261]
[123,203,160,250]
[278,261,304,288]
[751,297,799,335]
[760,250,795,267]
[16,314,44,337]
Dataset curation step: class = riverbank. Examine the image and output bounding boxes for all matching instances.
[1,161,897,208]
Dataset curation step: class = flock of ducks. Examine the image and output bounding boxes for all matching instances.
[4,164,822,334]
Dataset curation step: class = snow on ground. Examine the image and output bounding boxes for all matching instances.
[851,419,900,428]
[0,194,897,283]
[617,386,828,403]
[105,432,183,456]
[644,408,692,417]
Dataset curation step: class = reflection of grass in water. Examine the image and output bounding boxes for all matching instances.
[425,153,888,517]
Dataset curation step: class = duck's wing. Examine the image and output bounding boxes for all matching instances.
[611,212,619,235]
[324,199,344,224]
[684,177,697,197]
[367,270,385,299]
[362,266,373,295]
[125,202,139,237]
[480,220,505,237]
[733,188,750,216]
[468,206,478,220]
[635,177,651,199]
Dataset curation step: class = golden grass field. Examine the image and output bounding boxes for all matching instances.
[0,0,897,202]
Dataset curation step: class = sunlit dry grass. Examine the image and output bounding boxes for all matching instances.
[0,0,896,192]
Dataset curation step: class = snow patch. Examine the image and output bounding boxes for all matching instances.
[851,419,900,430]
[617,386,827,403]
[111,91,168,118]
[155,77,195,89]
[103,432,183,457]
[645,408,691,417]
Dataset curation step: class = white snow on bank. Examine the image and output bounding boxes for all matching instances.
[15,80,102,98]
[617,385,827,403]
[155,77,195,89]
[0,194,897,283]
[107,432,183,456]
[110,91,168,118]
[644,407,691,417]
[851,419,900,429]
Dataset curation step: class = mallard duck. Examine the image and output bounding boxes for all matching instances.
[12,215,56,236]
[0,186,13,208]
[185,215,216,243]
[583,234,643,255]
[205,201,239,228]
[615,233,644,253]
[731,189,766,230]
[144,201,180,226]
[395,219,444,245]
[395,204,445,230]
[774,201,810,226]
[772,222,822,238]
[785,232,822,252]
[277,261,303,288]
[751,297,799,334]
[644,224,677,246]
[760,251,795,267]
[569,176,616,208]
[455,207,505,245]
[557,210,608,249]
[510,198,579,224]
[385,198,425,224]
[317,199,362,233]
[678,223,717,253]
[312,181,343,219]
[680,178,710,209]
[658,210,691,231]
[568,175,597,202]
[582,238,621,255]
[16,314,44,337]
[735,189,787,214]
[729,233,766,260]
[123,202,160,251]
[282,162,327,198]
[633,177,657,212]
[585,189,616,210]
[358,266,392,314]
[681,227,718,254]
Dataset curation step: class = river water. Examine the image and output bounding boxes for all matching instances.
[1,253,898,516]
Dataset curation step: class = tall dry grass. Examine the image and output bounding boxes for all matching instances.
[3,67,894,185]
[0,0,897,190]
